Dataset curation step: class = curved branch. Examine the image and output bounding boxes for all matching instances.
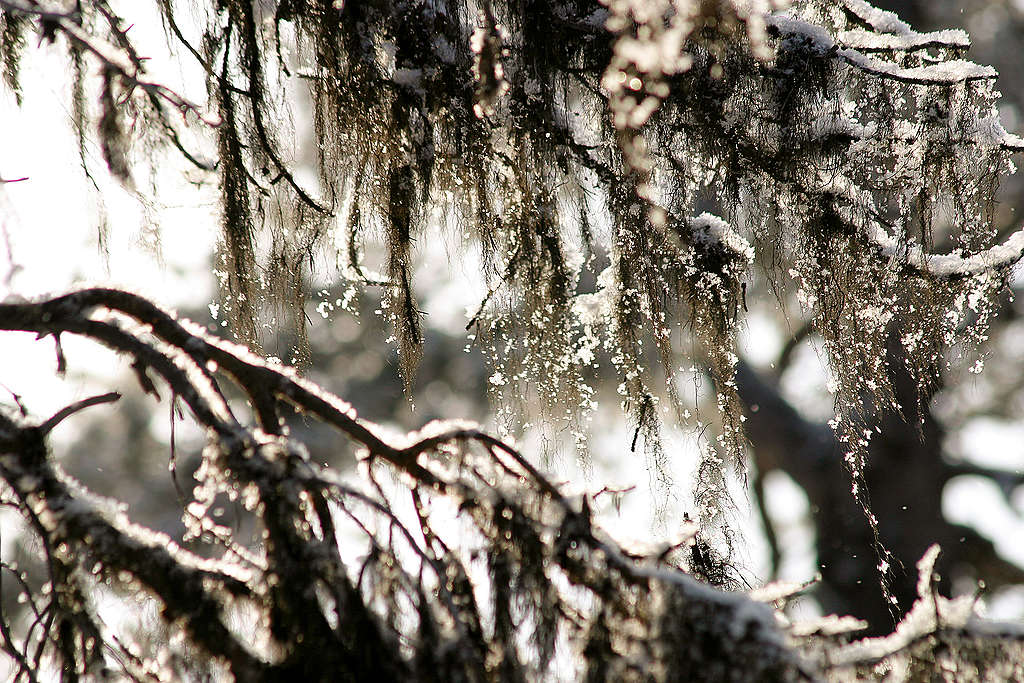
[37,391,120,435]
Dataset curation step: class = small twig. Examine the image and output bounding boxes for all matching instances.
[1,383,28,416]
[37,392,121,435]
[592,484,637,500]
[168,393,187,505]
[53,333,66,376]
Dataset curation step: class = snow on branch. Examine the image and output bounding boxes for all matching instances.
[826,545,975,667]
[689,212,755,265]
[839,0,913,35]
[867,223,1024,280]
[767,13,997,86]
[819,545,1024,677]
[788,546,1024,679]
[836,28,970,53]
[836,50,995,86]
[826,188,1024,280]
[0,287,808,680]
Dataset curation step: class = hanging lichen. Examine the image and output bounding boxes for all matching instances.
[4,0,1023,568]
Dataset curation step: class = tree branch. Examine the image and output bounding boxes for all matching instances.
[36,391,120,435]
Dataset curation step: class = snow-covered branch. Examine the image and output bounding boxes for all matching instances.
[0,288,806,680]
[767,12,999,86]
[868,223,1024,280]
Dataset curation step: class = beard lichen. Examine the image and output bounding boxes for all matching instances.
[7,0,1023,576]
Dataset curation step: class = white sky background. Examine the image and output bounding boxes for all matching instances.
[0,0,1022,632]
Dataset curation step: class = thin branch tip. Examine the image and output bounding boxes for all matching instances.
[38,391,121,435]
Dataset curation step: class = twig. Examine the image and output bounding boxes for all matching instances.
[37,391,120,435]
